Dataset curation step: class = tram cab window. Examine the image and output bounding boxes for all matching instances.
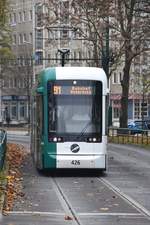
[36,95,44,134]
[48,80,102,141]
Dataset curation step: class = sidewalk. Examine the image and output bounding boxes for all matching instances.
[7,130,29,136]
[0,127,29,136]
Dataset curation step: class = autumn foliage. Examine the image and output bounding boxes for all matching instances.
[3,143,27,213]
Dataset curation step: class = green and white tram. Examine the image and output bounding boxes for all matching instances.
[31,67,108,171]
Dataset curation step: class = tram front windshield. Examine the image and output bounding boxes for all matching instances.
[48,80,102,141]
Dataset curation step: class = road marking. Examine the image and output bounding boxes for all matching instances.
[78,212,143,217]
[52,178,83,225]
[7,211,65,216]
[98,177,150,218]
[7,211,146,218]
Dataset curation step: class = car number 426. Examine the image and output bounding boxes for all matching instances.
[71,160,80,165]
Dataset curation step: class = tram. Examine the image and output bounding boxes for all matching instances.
[31,67,108,171]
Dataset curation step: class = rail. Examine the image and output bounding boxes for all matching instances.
[108,127,150,146]
[0,129,7,170]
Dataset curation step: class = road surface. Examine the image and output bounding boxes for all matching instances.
[2,135,150,225]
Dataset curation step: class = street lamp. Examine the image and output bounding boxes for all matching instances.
[58,49,70,67]
[0,64,2,124]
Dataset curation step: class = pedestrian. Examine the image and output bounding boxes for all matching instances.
[5,107,11,127]
[6,115,11,127]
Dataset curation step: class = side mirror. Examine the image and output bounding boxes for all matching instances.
[36,87,44,94]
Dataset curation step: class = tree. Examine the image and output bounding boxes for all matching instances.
[0,0,12,123]
[45,0,150,128]
[0,0,12,89]
[0,0,12,58]
[46,0,122,78]
[111,0,150,127]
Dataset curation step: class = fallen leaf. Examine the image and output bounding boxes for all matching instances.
[3,143,28,211]
[64,215,73,220]
[100,207,109,211]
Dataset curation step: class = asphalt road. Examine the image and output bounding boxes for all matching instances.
[1,135,150,225]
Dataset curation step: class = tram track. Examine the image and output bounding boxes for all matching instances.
[97,177,150,219]
[51,175,150,223]
[4,174,150,225]
[51,177,83,225]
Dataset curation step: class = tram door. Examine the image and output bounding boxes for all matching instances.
[30,99,36,158]
[35,95,43,167]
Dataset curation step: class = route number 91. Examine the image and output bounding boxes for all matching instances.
[71,160,80,165]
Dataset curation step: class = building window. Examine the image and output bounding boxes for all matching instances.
[141,102,148,117]
[8,79,11,88]
[61,30,68,39]
[13,13,16,24]
[11,102,17,120]
[74,51,76,60]
[29,32,33,43]
[19,12,22,22]
[18,79,21,88]
[55,52,58,63]
[134,101,140,119]
[20,78,25,88]
[23,11,26,22]
[19,102,26,119]
[36,4,43,27]
[78,51,82,60]
[29,10,32,21]
[12,34,17,45]
[35,51,43,65]
[113,72,117,84]
[19,34,23,44]
[48,53,51,63]
[113,108,120,119]
[9,14,12,24]
[61,1,69,24]
[36,29,43,49]
[134,100,148,119]
[88,51,91,59]
[13,78,17,88]
[118,72,122,83]
[23,33,27,42]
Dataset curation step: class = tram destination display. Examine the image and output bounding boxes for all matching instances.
[47,80,101,96]
[53,85,93,95]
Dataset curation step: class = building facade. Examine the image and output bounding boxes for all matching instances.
[1,0,149,126]
[1,0,33,124]
[110,54,150,126]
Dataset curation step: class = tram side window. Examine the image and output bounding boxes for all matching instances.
[36,95,44,135]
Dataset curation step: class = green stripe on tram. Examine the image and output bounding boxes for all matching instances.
[43,68,57,169]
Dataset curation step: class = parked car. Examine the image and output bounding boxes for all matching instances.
[128,120,150,134]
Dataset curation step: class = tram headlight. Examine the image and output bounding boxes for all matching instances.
[58,137,62,142]
[87,137,100,142]
[53,137,57,142]
[93,138,97,142]
[51,137,63,142]
[88,138,93,142]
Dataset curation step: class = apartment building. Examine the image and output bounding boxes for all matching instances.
[1,0,33,124]
[110,54,150,126]
[1,0,149,125]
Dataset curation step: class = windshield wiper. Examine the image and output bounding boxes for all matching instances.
[75,121,92,141]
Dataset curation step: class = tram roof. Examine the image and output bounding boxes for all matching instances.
[42,67,106,81]
[38,67,108,94]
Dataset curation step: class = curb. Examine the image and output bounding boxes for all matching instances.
[0,181,7,214]
[7,131,29,136]
[0,164,8,216]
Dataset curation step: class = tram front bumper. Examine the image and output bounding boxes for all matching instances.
[56,154,106,169]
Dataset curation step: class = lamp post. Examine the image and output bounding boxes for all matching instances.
[22,41,33,132]
[0,65,2,124]
[58,49,70,67]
